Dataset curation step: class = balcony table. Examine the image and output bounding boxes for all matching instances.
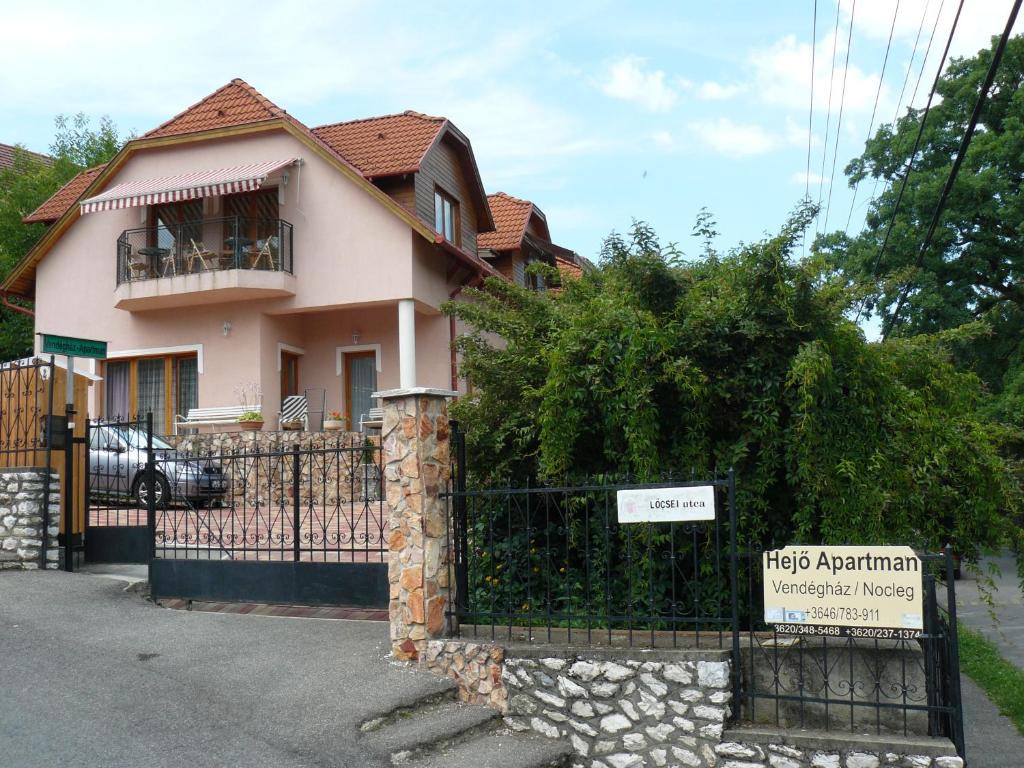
[135,247,169,279]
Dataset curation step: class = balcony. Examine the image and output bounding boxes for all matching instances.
[114,217,296,311]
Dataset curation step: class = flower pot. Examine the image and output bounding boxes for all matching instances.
[323,419,346,431]
[239,420,264,431]
[281,420,303,431]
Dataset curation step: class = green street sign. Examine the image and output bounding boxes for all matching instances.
[39,333,108,360]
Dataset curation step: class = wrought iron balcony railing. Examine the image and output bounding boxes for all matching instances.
[116,216,294,285]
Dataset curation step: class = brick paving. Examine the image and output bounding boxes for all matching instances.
[157,597,388,621]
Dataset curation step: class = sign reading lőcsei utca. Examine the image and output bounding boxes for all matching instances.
[617,486,716,524]
[762,545,924,639]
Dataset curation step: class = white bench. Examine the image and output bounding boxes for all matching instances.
[175,405,261,432]
[360,407,384,431]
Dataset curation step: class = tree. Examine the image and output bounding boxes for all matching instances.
[0,115,128,359]
[445,211,1021,567]
[819,34,1024,392]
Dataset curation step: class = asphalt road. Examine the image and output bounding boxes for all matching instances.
[956,554,1024,669]
[0,572,448,768]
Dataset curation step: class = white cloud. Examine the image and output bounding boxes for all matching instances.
[652,130,675,149]
[601,55,679,111]
[688,119,781,158]
[698,81,741,100]
[791,170,825,186]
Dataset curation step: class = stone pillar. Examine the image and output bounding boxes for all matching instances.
[0,469,60,570]
[375,386,457,661]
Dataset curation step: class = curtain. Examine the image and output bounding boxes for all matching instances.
[175,357,198,418]
[137,359,165,431]
[349,355,377,430]
[105,361,130,420]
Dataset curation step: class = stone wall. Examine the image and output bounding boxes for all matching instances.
[423,639,508,709]
[715,729,962,768]
[169,430,381,505]
[416,640,961,768]
[0,469,59,570]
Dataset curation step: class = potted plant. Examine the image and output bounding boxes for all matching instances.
[323,410,347,431]
[237,410,264,431]
[280,417,304,431]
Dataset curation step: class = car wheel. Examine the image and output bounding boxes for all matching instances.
[135,473,170,509]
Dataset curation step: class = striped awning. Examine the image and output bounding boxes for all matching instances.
[79,158,298,214]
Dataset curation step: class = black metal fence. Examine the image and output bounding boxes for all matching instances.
[445,422,738,648]
[116,216,294,284]
[444,421,965,758]
[83,423,385,563]
[152,435,384,563]
[737,545,964,756]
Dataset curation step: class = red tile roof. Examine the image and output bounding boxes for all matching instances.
[556,255,583,280]
[312,112,445,178]
[23,164,107,223]
[0,143,51,171]
[143,79,285,139]
[478,192,536,251]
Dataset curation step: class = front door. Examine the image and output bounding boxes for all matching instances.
[345,352,377,431]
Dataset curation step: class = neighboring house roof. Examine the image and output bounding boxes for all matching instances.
[23,164,107,224]
[313,113,493,232]
[312,112,445,178]
[478,192,551,252]
[5,78,498,296]
[555,255,584,281]
[0,143,51,171]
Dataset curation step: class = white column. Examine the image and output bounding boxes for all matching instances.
[398,299,416,389]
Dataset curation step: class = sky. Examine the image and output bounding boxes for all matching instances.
[1,0,1020,263]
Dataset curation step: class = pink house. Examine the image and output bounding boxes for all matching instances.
[4,79,582,434]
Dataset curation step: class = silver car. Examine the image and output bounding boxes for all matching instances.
[89,424,228,508]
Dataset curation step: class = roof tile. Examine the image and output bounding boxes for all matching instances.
[0,143,51,171]
[478,192,534,251]
[143,78,284,139]
[311,112,445,178]
[23,164,107,223]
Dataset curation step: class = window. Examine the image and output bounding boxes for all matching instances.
[434,188,460,245]
[103,354,198,435]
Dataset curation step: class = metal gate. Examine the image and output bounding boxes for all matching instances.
[149,433,388,607]
[84,415,155,564]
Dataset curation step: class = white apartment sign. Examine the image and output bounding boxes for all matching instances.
[763,545,924,639]
[616,485,716,524]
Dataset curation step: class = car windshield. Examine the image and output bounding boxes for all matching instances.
[112,427,173,451]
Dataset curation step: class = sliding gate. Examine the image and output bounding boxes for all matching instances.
[149,433,388,607]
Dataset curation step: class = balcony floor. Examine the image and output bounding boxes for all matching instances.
[115,268,296,311]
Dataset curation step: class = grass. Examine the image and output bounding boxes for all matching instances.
[958,621,1024,736]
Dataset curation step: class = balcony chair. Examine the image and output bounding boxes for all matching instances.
[278,395,308,430]
[159,246,178,277]
[249,236,278,270]
[186,239,214,273]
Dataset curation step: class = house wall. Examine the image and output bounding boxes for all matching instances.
[33,128,460,421]
[414,136,479,252]
[374,175,416,214]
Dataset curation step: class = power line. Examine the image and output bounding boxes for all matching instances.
[815,0,843,230]
[883,0,1023,340]
[844,0,901,233]
[805,0,818,200]
[821,0,858,233]
[854,0,965,325]
[865,0,945,215]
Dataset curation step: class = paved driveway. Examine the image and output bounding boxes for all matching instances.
[0,572,448,768]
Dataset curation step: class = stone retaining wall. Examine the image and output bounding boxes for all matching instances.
[0,469,59,570]
[169,430,381,504]
[715,730,962,768]
[418,640,961,768]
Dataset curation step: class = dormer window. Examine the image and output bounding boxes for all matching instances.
[434,187,460,246]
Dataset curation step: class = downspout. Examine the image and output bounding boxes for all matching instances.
[1,290,34,318]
